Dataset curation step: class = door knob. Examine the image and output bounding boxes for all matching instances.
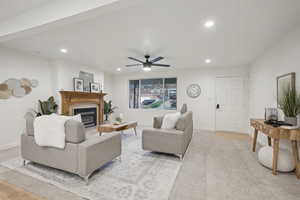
[216,104,220,109]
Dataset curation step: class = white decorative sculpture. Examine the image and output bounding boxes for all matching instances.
[258,146,295,172]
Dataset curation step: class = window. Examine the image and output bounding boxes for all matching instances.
[164,78,177,110]
[140,79,164,109]
[129,78,177,110]
[129,80,139,109]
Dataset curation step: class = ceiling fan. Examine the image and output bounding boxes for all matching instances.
[126,55,170,71]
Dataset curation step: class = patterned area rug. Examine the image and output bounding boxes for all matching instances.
[0,132,181,200]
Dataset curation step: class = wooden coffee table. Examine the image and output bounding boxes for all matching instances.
[98,121,138,136]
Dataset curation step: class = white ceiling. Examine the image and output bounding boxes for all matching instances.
[0,0,49,21]
[1,0,300,73]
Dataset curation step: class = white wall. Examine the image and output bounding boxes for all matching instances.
[0,46,54,149]
[103,72,114,101]
[51,60,105,112]
[111,67,249,132]
[0,48,110,149]
[51,60,104,92]
[249,25,300,146]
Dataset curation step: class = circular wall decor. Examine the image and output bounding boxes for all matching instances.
[186,84,201,98]
[0,78,38,100]
[31,79,39,88]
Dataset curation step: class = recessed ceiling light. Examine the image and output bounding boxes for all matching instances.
[60,48,68,53]
[116,68,122,71]
[205,59,212,64]
[204,20,215,28]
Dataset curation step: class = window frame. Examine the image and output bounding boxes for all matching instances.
[128,77,177,110]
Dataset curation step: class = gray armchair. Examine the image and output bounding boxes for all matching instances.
[142,105,193,159]
[21,112,121,184]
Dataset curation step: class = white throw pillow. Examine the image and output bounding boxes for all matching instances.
[161,112,181,129]
[51,113,82,123]
[71,114,82,123]
[258,146,295,172]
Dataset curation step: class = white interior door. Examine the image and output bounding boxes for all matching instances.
[215,76,246,133]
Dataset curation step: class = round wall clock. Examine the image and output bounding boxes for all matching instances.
[186,84,201,98]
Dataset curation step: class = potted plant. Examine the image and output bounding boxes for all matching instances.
[104,100,118,121]
[32,96,58,116]
[278,88,300,126]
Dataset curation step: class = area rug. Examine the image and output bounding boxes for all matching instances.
[0,132,181,200]
[0,180,45,200]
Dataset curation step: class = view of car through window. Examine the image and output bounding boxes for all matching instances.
[129,78,177,110]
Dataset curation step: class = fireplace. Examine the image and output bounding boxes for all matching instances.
[73,107,97,128]
[59,91,106,126]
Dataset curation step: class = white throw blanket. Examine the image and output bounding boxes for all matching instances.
[34,114,81,149]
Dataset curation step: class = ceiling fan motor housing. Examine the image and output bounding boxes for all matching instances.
[143,63,151,68]
[126,55,170,69]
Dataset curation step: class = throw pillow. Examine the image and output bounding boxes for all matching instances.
[161,112,181,129]
[71,114,82,123]
[180,104,187,114]
[52,113,82,123]
[153,116,164,129]
[175,115,185,131]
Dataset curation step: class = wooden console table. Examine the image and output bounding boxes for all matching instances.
[250,119,300,178]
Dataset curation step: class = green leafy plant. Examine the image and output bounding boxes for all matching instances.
[38,96,58,115]
[104,100,118,121]
[278,88,300,117]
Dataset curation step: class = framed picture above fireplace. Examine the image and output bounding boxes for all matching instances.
[90,83,100,93]
[79,71,94,92]
[73,78,84,92]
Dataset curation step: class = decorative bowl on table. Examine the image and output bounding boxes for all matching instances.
[113,116,123,125]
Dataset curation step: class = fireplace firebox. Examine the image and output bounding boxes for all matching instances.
[73,107,97,128]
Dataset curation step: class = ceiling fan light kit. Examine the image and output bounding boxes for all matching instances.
[143,66,151,72]
[126,55,170,71]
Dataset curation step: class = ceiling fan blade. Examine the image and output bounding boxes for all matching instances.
[150,56,164,63]
[128,57,144,63]
[151,64,170,67]
[126,64,142,67]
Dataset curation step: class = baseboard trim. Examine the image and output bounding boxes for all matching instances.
[196,129,214,133]
[0,142,19,151]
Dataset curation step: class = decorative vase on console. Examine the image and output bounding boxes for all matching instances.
[285,116,298,126]
[278,87,300,126]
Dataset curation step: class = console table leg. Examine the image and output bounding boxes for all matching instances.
[291,141,300,179]
[268,136,272,146]
[252,129,258,152]
[272,139,279,175]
